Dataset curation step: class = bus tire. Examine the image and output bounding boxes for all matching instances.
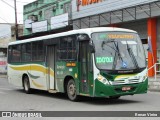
[66,79,79,101]
[23,76,32,94]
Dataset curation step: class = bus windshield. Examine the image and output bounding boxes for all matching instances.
[92,32,146,71]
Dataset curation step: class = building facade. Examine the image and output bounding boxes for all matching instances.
[0,23,23,73]
[72,0,160,77]
[23,0,71,36]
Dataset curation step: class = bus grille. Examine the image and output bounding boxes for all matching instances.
[111,78,140,85]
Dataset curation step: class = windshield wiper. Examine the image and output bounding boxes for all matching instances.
[112,41,125,70]
[101,40,116,50]
[126,41,139,69]
[101,40,124,69]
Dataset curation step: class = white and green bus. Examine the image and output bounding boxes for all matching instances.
[7,27,148,101]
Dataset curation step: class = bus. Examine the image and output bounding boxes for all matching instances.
[7,27,148,101]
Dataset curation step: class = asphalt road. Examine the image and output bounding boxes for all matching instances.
[0,76,160,120]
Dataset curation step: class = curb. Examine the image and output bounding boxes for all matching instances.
[148,89,160,92]
[0,75,7,78]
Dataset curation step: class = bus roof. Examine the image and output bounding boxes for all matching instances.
[9,27,137,45]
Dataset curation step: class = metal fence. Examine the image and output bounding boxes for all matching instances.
[148,63,160,81]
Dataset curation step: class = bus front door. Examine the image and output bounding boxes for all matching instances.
[79,41,90,95]
[47,45,56,90]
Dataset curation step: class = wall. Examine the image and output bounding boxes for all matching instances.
[156,18,160,62]
[23,0,71,35]
[0,50,7,73]
[0,24,23,73]
[72,0,158,20]
[120,20,148,58]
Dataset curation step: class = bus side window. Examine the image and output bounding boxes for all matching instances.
[21,43,31,62]
[58,35,77,61]
[12,45,21,62]
[32,41,44,61]
[8,46,12,63]
[59,37,68,60]
[88,52,93,73]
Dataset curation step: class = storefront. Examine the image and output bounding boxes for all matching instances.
[0,24,11,73]
[0,48,7,73]
[71,0,160,76]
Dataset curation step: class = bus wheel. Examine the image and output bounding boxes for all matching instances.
[23,76,32,94]
[67,79,79,101]
[108,96,120,100]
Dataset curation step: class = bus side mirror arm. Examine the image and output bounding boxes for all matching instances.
[89,42,95,53]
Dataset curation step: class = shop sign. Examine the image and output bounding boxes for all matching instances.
[80,0,102,6]
[77,0,103,11]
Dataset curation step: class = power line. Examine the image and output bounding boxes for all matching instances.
[0,17,10,23]
[1,0,20,39]
[14,0,18,40]
[0,0,14,9]
[0,33,11,39]
[8,0,29,4]
[0,28,11,33]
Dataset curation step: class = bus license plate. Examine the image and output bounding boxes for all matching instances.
[122,86,131,91]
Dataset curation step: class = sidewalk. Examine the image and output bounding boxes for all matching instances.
[148,77,160,92]
[0,74,7,78]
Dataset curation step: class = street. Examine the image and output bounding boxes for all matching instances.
[0,76,160,111]
[1,0,160,120]
[0,76,160,120]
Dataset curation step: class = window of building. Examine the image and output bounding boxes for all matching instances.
[0,48,7,57]
[63,3,70,13]
[52,5,57,14]
[44,7,53,24]
[39,11,42,19]
[61,5,63,9]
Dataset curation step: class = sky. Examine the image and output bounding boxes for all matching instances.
[0,0,36,24]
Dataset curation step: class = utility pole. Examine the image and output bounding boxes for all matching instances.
[14,0,18,40]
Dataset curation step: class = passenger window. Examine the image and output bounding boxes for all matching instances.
[32,41,44,61]
[12,45,21,62]
[58,35,77,60]
[8,46,12,63]
[22,43,31,62]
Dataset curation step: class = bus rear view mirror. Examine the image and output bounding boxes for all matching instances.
[77,34,90,41]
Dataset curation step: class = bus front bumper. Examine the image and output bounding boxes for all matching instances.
[94,78,148,97]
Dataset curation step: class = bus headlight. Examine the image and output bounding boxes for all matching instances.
[103,78,110,85]
[103,79,107,83]
[97,74,110,85]
[142,75,147,82]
